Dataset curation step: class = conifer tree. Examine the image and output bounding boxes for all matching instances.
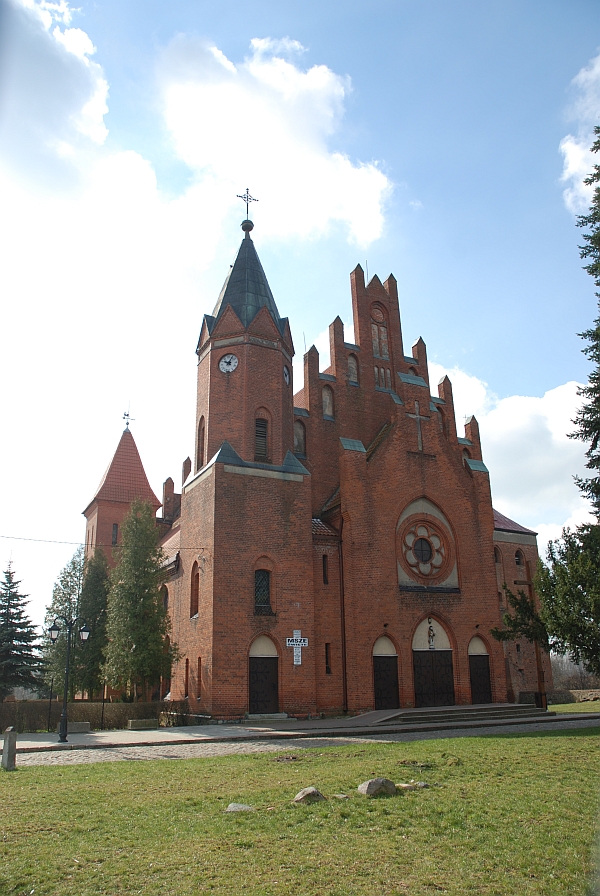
[103,499,178,700]
[43,546,85,700]
[571,125,600,511]
[0,563,43,700]
[77,549,110,698]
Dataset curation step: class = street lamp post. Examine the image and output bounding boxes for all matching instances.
[49,617,90,743]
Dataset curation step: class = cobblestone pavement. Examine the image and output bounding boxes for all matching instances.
[15,737,377,767]
[14,716,600,766]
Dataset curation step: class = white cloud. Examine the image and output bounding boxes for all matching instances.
[431,362,593,545]
[159,37,390,246]
[560,52,600,214]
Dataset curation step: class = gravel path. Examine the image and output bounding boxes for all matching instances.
[13,716,600,767]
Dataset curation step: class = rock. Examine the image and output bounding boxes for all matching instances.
[333,793,349,800]
[357,778,397,797]
[396,783,419,791]
[225,803,255,812]
[292,786,327,804]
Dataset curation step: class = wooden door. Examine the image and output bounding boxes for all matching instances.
[249,657,278,714]
[373,656,400,710]
[469,654,492,704]
[413,651,455,707]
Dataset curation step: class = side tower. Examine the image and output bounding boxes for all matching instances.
[168,219,315,718]
[83,426,161,565]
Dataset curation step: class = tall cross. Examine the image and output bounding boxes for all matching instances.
[123,409,135,430]
[237,188,258,218]
[407,399,429,452]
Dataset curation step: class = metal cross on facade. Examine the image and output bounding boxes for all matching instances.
[123,409,135,430]
[237,188,258,218]
[407,399,429,452]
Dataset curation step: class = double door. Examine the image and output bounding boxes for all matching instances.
[413,650,455,707]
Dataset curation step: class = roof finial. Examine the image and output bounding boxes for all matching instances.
[237,188,258,236]
[123,408,135,430]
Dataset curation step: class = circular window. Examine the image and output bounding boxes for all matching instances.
[397,516,454,585]
[413,538,432,563]
[371,305,385,323]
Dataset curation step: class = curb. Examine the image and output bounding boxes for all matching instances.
[8,712,600,755]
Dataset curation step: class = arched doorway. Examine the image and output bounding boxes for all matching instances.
[468,636,492,704]
[373,637,399,710]
[249,636,279,714]
[412,618,455,707]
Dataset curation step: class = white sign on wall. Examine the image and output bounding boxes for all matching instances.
[287,630,308,665]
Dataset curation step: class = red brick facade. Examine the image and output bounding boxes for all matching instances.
[85,222,551,716]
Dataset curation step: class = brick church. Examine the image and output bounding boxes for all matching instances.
[84,217,551,717]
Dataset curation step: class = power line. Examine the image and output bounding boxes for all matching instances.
[0,535,83,545]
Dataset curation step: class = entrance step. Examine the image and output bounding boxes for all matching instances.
[246,713,289,721]
[349,704,553,728]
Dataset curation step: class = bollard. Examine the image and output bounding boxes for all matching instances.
[1,727,17,771]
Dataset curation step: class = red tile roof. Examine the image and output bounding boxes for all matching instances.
[493,508,536,536]
[312,518,339,538]
[86,429,160,512]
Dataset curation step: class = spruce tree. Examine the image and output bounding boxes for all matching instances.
[42,546,85,700]
[78,549,110,698]
[0,563,43,700]
[571,125,600,511]
[103,499,178,700]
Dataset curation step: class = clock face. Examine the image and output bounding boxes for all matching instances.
[219,354,238,374]
[283,365,290,385]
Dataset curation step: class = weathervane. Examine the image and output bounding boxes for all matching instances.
[123,408,135,430]
[237,188,258,219]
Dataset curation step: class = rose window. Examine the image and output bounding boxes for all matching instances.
[403,523,445,577]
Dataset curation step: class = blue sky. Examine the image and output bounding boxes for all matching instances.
[2,0,600,623]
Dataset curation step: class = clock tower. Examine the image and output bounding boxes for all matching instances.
[193,218,295,471]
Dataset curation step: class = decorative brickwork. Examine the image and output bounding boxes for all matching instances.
[85,222,551,716]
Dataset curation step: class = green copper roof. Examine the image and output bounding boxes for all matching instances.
[211,230,284,334]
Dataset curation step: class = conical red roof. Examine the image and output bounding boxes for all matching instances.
[84,429,160,514]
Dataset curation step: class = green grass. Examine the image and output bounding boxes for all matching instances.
[2,730,600,895]
[551,701,600,713]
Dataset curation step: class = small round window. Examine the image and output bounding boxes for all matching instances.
[413,538,432,563]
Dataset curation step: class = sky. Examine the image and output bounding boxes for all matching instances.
[2,0,600,626]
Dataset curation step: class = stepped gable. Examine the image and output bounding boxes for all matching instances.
[493,508,536,536]
[84,429,160,513]
[209,225,286,334]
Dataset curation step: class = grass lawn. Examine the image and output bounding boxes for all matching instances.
[1,730,600,895]
[551,701,600,713]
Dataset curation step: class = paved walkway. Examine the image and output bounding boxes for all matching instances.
[6,713,600,767]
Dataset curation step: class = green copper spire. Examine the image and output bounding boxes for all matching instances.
[211,219,284,333]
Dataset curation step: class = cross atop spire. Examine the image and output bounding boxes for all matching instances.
[236,188,258,220]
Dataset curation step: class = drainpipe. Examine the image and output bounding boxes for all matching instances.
[338,517,348,713]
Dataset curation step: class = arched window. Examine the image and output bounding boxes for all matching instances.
[161,585,169,611]
[385,369,392,390]
[190,561,199,617]
[196,416,205,471]
[322,386,334,419]
[494,547,501,564]
[348,355,359,384]
[371,304,389,359]
[255,418,268,460]
[437,408,446,438]
[184,658,189,698]
[374,365,379,385]
[462,448,471,466]
[254,569,274,615]
[294,420,306,456]
[408,366,417,376]
[515,550,524,567]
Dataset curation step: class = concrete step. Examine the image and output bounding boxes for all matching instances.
[369,704,552,727]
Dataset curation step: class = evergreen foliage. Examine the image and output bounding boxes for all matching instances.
[0,563,43,700]
[490,584,550,651]
[536,526,600,676]
[103,499,178,700]
[78,549,110,698]
[571,126,600,512]
[42,546,85,700]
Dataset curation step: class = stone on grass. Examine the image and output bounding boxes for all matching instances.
[292,786,326,804]
[333,794,349,800]
[357,778,397,797]
[397,781,430,791]
[225,803,255,812]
